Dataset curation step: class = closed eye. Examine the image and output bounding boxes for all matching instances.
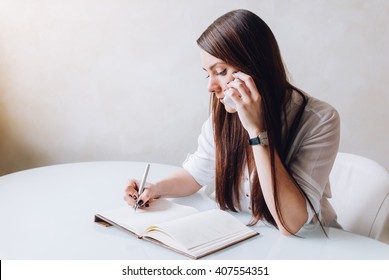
[203,68,227,79]
[217,68,227,76]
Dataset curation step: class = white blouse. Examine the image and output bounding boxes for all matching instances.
[183,91,341,227]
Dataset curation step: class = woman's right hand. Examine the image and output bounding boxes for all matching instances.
[123,169,201,209]
[123,179,156,208]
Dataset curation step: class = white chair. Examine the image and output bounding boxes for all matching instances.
[329,152,389,244]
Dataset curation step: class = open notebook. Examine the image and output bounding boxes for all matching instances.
[94,199,258,259]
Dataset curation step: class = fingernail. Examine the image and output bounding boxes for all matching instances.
[137,200,144,207]
[145,203,150,207]
[133,195,137,201]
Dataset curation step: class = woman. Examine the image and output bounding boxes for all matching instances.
[124,9,340,235]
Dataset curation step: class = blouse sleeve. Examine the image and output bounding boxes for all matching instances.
[287,98,340,224]
[182,117,216,187]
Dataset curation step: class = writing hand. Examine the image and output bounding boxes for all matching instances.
[124,179,152,208]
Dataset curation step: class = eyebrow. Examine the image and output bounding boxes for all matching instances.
[202,62,226,71]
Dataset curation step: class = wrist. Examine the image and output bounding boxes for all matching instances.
[248,130,268,146]
[248,128,265,139]
[147,182,162,200]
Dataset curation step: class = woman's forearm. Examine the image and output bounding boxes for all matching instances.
[252,145,308,235]
[151,169,202,199]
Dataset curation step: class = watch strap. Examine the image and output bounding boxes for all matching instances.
[248,136,261,145]
[249,131,268,146]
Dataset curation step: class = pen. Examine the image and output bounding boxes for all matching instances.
[133,163,150,212]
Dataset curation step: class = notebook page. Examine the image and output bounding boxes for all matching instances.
[148,209,253,249]
[96,199,198,235]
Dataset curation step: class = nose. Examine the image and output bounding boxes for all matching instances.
[207,76,221,95]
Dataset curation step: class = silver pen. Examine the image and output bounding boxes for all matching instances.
[133,163,150,212]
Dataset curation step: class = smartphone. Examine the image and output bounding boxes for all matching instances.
[223,88,237,109]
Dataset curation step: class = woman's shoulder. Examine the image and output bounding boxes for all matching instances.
[304,94,340,125]
[290,90,339,125]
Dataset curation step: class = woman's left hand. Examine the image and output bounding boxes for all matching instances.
[227,72,265,137]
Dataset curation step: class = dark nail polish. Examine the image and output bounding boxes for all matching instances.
[133,195,137,200]
[137,200,144,207]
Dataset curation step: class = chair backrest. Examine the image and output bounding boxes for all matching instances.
[329,152,389,243]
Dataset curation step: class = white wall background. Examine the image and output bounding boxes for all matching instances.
[0,0,388,175]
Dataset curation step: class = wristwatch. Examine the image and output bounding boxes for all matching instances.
[248,131,268,146]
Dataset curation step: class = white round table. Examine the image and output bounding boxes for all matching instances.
[1,161,388,259]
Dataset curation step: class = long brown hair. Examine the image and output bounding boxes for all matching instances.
[197,9,310,231]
